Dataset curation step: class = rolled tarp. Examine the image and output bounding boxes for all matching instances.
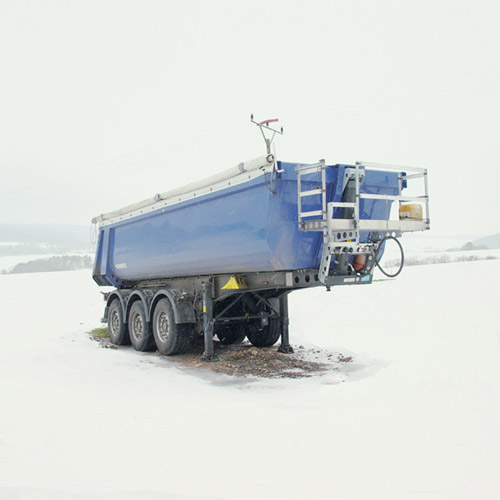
[92,154,274,224]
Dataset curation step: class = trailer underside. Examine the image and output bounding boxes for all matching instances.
[101,265,376,361]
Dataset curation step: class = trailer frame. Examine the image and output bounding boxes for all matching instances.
[101,264,375,360]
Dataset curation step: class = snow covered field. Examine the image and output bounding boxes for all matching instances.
[0,255,499,499]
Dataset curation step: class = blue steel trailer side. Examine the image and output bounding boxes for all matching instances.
[93,162,400,288]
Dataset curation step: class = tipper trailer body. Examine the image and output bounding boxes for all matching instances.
[92,154,429,359]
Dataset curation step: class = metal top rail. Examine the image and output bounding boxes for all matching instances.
[356,161,428,174]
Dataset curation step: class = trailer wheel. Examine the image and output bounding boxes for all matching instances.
[152,298,190,355]
[128,301,155,351]
[108,299,130,345]
[246,318,281,347]
[215,324,246,345]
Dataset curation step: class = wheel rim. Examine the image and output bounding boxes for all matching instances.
[110,310,120,336]
[132,312,143,340]
[156,311,170,343]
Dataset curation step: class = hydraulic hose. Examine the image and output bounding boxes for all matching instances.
[372,235,405,278]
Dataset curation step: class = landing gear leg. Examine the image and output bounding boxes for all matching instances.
[277,293,294,354]
[202,280,219,362]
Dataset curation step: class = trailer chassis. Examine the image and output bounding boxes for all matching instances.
[101,267,374,361]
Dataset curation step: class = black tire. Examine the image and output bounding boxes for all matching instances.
[152,298,191,355]
[215,323,246,345]
[128,301,155,352]
[246,318,281,347]
[108,299,130,345]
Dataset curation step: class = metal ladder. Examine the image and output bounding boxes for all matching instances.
[296,159,327,229]
[296,161,430,284]
[297,161,367,283]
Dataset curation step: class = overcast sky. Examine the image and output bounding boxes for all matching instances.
[0,0,499,237]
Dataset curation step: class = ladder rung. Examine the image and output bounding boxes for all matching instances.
[330,219,428,232]
[359,194,428,202]
[296,165,322,175]
[299,210,324,218]
[399,196,429,202]
[402,173,425,180]
[359,194,399,201]
[328,202,356,208]
[303,221,326,231]
[298,189,323,197]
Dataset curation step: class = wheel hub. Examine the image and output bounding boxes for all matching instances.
[157,311,170,342]
[133,313,143,339]
[110,310,120,335]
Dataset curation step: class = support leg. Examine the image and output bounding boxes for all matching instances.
[201,280,218,362]
[277,293,294,354]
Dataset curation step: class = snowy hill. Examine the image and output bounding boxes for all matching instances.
[0,251,499,499]
[0,223,94,256]
[473,232,500,249]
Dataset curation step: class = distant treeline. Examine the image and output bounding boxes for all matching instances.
[0,223,94,256]
[384,254,498,269]
[3,255,93,274]
[447,241,499,252]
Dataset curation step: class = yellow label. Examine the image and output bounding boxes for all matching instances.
[222,276,248,290]
[203,305,206,313]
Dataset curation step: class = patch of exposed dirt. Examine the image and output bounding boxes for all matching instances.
[170,336,353,379]
[89,329,352,379]
[89,328,118,349]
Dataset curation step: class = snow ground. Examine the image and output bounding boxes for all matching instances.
[0,250,499,499]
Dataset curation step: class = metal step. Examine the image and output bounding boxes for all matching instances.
[296,159,430,284]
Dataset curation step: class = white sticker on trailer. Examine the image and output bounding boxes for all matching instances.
[115,263,127,269]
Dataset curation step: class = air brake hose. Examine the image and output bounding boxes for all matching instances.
[372,235,405,278]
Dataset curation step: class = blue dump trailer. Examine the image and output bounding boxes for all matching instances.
[92,153,429,360]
